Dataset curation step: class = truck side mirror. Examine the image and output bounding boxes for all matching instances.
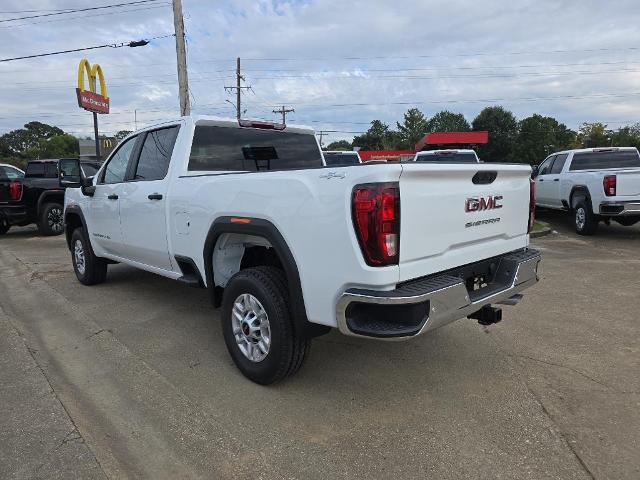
[59,158,95,196]
[59,158,82,187]
[531,165,539,178]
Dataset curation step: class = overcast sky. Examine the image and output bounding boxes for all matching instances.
[1,0,640,144]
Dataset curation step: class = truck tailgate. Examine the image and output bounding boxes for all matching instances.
[616,169,640,196]
[398,163,532,282]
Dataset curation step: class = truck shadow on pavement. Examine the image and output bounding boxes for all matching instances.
[536,208,640,241]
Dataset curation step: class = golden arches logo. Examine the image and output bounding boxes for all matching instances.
[103,138,113,148]
[76,58,110,114]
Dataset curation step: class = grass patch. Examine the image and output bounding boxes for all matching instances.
[531,221,547,232]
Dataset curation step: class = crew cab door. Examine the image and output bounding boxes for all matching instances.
[545,153,567,207]
[118,126,180,271]
[535,155,556,206]
[89,135,138,255]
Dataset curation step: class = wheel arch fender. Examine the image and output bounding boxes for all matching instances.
[64,205,87,250]
[203,216,327,338]
[37,190,65,216]
[569,185,592,210]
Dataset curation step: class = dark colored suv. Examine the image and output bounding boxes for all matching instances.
[0,158,101,235]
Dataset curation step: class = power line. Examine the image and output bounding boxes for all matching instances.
[0,34,174,63]
[0,0,162,23]
[234,46,640,62]
[0,4,170,30]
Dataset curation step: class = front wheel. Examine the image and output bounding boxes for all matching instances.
[71,228,107,285]
[221,266,310,385]
[38,202,64,236]
[574,201,598,235]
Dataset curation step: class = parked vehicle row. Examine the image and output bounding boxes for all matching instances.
[57,116,540,384]
[0,158,100,235]
[533,147,640,234]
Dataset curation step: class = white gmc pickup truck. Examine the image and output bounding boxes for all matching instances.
[534,147,640,234]
[60,116,541,384]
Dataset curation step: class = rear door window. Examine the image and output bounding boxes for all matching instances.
[133,126,180,181]
[45,163,58,178]
[569,150,640,170]
[25,163,45,178]
[188,125,322,171]
[550,153,568,174]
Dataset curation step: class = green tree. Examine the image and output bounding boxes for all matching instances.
[37,134,79,158]
[575,122,613,148]
[325,139,352,151]
[514,114,576,164]
[610,123,640,148]
[115,130,133,141]
[396,108,429,149]
[427,110,470,133]
[352,120,391,150]
[0,121,65,157]
[472,106,518,162]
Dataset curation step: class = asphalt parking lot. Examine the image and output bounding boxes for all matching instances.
[1,217,639,480]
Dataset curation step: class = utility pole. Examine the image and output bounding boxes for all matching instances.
[317,130,326,148]
[272,105,294,125]
[172,0,190,116]
[225,57,251,120]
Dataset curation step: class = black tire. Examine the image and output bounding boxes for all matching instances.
[221,266,311,385]
[0,217,10,235]
[574,200,598,235]
[38,202,65,236]
[70,228,108,285]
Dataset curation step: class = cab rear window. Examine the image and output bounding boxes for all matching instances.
[569,151,640,170]
[188,125,322,171]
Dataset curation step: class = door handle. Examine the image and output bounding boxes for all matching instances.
[107,194,118,200]
[148,193,163,200]
[553,178,559,182]
[538,178,544,182]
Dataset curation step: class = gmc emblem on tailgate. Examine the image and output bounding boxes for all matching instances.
[465,195,503,212]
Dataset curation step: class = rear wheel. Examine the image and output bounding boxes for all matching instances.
[38,202,64,236]
[574,201,598,235]
[221,266,311,384]
[0,217,10,235]
[71,228,107,285]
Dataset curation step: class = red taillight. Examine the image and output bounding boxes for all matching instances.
[528,178,536,234]
[603,175,616,196]
[352,183,400,266]
[8,180,22,201]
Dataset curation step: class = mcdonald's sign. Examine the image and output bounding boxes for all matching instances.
[76,59,109,114]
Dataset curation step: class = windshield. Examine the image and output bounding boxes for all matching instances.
[188,125,323,171]
[569,150,640,170]
[324,152,360,166]
[415,152,478,163]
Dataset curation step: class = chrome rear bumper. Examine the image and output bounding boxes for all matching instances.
[336,248,541,340]
[600,201,640,216]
